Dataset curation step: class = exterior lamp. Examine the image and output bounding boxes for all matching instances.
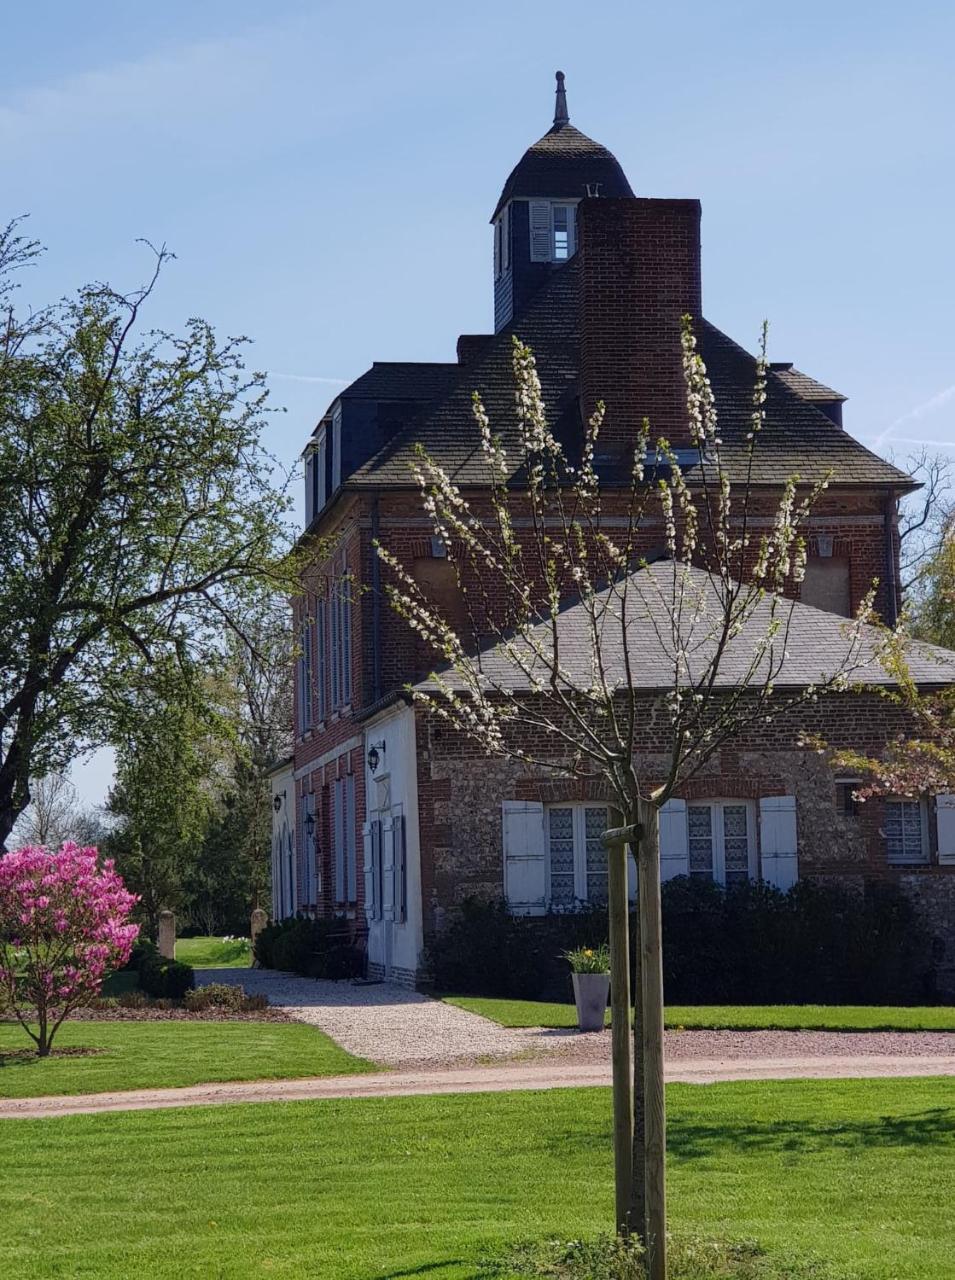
[304,810,316,839]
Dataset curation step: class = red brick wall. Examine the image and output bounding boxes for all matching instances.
[578,197,702,454]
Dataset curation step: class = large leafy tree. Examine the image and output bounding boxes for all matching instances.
[0,219,297,844]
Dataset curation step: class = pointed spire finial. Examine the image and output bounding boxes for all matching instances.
[554,70,569,127]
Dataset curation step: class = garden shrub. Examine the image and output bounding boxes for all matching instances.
[429,878,935,1005]
[183,983,267,1012]
[254,915,363,980]
[138,952,195,999]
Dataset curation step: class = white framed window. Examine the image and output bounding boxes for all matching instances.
[885,798,929,865]
[552,203,574,260]
[687,800,756,887]
[494,217,503,279]
[529,201,578,263]
[546,804,608,906]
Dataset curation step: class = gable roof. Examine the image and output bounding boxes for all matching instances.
[344,261,913,493]
[492,123,634,220]
[417,561,955,695]
[770,363,846,404]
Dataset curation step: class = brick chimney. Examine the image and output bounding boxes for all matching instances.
[577,197,702,458]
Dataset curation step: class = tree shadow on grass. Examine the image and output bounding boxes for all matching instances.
[542,1107,955,1163]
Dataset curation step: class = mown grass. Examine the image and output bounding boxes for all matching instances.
[0,1020,371,1097]
[175,935,253,968]
[2,1078,954,1277]
[443,996,955,1033]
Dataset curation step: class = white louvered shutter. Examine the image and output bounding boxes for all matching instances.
[659,799,689,880]
[316,598,327,722]
[345,773,357,902]
[502,801,546,914]
[381,817,396,921]
[936,795,955,865]
[362,821,377,921]
[529,201,553,262]
[392,804,407,922]
[333,778,345,903]
[759,795,798,891]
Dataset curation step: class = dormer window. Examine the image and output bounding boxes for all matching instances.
[331,404,342,492]
[528,200,577,263]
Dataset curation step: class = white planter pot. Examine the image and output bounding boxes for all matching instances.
[572,971,610,1032]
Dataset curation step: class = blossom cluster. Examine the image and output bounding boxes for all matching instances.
[0,843,139,1041]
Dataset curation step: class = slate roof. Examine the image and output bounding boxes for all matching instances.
[492,123,634,220]
[417,562,955,695]
[770,363,846,404]
[344,260,913,493]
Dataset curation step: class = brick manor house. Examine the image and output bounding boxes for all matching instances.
[269,74,955,989]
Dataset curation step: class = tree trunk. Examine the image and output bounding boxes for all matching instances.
[36,1008,50,1058]
[630,867,646,1242]
[606,814,633,1235]
[637,798,667,1280]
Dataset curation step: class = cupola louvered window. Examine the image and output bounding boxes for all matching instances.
[529,201,553,262]
[528,200,577,263]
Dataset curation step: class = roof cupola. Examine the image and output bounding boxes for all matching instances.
[491,72,634,332]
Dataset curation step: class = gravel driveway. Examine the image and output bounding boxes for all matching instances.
[195,967,542,1065]
[196,968,955,1071]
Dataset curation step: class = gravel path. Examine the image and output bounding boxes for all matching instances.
[6,1054,955,1120]
[197,969,955,1070]
[195,967,543,1065]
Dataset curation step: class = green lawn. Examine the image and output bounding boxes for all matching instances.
[2,1078,954,1277]
[444,995,955,1033]
[0,1020,371,1097]
[175,935,253,967]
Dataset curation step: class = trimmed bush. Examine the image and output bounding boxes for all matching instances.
[183,983,267,1013]
[428,877,936,1005]
[254,915,363,980]
[138,953,195,1000]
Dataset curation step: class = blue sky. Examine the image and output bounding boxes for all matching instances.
[4,0,954,805]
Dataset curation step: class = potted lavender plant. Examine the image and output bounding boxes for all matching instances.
[564,944,611,1031]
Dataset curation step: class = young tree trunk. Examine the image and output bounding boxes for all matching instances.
[637,798,667,1280]
[630,868,646,1242]
[36,1008,51,1058]
[606,817,633,1234]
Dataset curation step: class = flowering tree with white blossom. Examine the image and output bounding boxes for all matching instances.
[376,319,874,1280]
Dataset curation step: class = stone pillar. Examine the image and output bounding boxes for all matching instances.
[250,908,267,966]
[158,910,176,960]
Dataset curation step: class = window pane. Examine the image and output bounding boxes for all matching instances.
[687,805,714,880]
[584,806,608,904]
[887,800,924,862]
[723,804,749,887]
[548,808,576,906]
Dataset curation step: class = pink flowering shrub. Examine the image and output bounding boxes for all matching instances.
[0,843,139,1056]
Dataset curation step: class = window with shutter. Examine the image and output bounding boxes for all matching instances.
[529,201,553,262]
[937,795,955,865]
[502,801,547,915]
[340,562,352,705]
[759,795,798,891]
[392,805,407,922]
[685,800,757,886]
[333,778,346,902]
[345,772,357,902]
[660,799,689,880]
[330,579,340,709]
